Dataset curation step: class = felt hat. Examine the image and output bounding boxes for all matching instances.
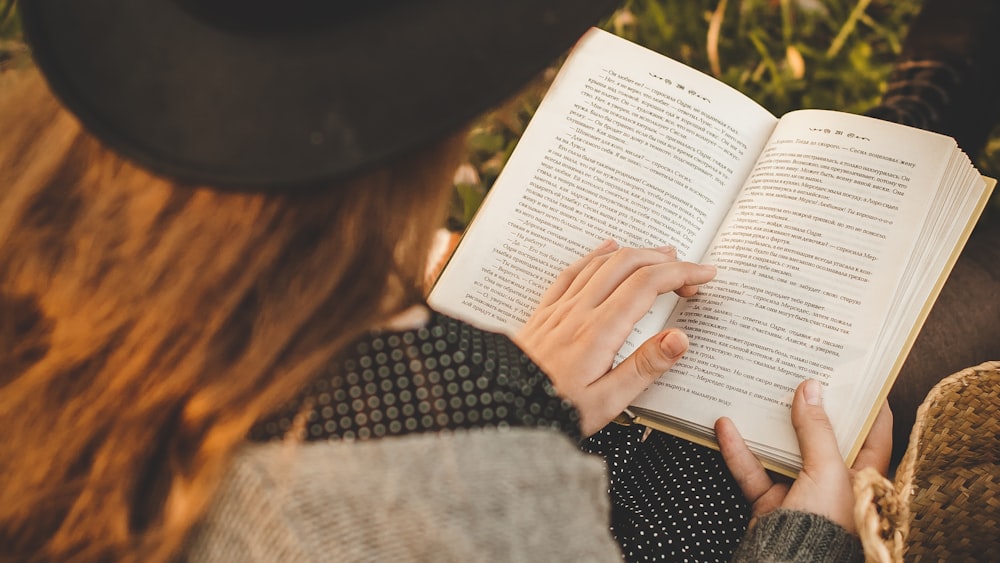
[19,0,621,192]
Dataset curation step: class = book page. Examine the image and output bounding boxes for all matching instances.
[430,28,777,358]
[632,109,973,467]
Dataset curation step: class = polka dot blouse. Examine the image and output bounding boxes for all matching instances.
[250,310,749,562]
[249,310,581,443]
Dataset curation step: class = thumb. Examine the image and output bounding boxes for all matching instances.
[791,380,844,474]
[589,329,689,427]
[633,329,689,382]
[786,379,857,534]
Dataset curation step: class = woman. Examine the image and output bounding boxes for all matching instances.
[0,1,889,561]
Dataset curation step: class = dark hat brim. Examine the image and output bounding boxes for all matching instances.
[20,0,621,192]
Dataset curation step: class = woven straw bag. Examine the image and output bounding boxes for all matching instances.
[854,361,1000,562]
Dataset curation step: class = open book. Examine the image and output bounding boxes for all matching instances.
[428,28,995,476]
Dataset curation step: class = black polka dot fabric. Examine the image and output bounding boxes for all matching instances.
[250,309,750,561]
[249,311,581,443]
[584,423,751,562]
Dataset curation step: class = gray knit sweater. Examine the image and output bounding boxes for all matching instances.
[183,428,862,562]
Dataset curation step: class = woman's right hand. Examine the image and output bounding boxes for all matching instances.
[716,379,893,533]
[515,240,717,437]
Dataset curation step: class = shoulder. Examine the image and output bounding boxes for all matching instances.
[251,310,580,442]
[185,428,622,562]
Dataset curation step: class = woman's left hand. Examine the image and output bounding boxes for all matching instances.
[716,379,893,533]
[514,240,716,436]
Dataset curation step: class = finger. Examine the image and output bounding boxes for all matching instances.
[592,262,717,331]
[573,247,683,306]
[655,245,678,260]
[608,262,717,305]
[716,416,775,505]
[851,401,892,475]
[537,239,618,308]
[570,247,689,309]
[791,379,845,474]
[548,244,659,306]
[578,329,687,435]
[675,284,701,298]
[674,260,712,297]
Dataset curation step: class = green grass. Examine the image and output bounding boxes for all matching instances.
[0,1,28,76]
[0,0,16,37]
[454,0,999,228]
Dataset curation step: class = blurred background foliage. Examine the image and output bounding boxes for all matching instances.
[0,0,24,71]
[454,0,999,229]
[1,0,997,227]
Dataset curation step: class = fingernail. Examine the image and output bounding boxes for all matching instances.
[596,239,618,251]
[656,244,676,254]
[701,264,718,275]
[661,330,689,359]
[803,379,823,406]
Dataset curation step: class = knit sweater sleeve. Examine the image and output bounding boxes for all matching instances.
[731,509,864,563]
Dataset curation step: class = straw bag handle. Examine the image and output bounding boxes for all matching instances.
[854,467,906,563]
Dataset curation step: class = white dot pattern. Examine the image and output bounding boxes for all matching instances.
[584,423,751,562]
[249,312,580,443]
[250,311,749,561]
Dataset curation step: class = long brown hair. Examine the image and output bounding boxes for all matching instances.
[0,70,465,562]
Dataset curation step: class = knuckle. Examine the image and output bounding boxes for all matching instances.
[632,347,665,382]
[609,247,663,269]
[590,251,615,268]
[628,266,656,287]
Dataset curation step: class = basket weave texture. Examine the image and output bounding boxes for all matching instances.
[855,361,1000,562]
